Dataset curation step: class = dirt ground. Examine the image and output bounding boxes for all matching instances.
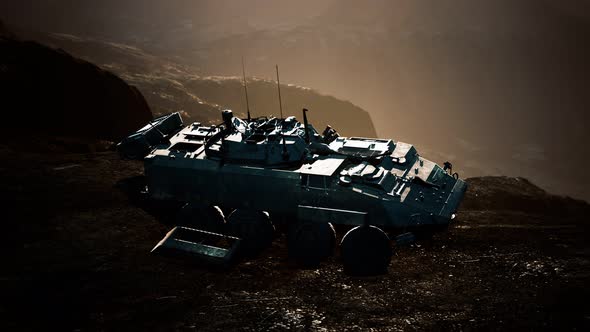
[1,145,589,331]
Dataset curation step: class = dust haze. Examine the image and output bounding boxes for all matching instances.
[2,0,589,200]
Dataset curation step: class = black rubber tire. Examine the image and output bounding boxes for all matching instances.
[340,225,392,276]
[176,203,226,233]
[227,209,274,256]
[289,222,336,268]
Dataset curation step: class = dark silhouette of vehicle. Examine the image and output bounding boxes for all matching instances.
[118,109,467,275]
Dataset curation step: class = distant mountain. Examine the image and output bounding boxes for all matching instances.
[21,30,376,137]
[0,23,152,142]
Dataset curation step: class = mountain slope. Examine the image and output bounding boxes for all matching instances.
[0,26,152,141]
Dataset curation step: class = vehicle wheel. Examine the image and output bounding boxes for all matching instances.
[289,222,336,268]
[340,225,392,276]
[227,209,274,256]
[176,203,226,233]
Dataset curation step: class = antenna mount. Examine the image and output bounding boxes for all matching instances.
[302,108,310,144]
[276,65,284,119]
[241,57,251,121]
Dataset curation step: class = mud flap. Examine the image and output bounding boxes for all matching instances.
[151,226,242,267]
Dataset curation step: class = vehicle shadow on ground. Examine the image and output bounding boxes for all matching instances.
[115,175,181,225]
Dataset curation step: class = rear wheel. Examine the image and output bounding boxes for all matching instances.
[340,225,392,276]
[176,203,226,233]
[289,222,336,268]
[227,209,274,256]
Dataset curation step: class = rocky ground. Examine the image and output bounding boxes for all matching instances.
[1,144,589,331]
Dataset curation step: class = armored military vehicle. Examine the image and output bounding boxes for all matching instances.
[118,109,467,275]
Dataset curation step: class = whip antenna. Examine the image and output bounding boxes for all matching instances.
[241,57,251,121]
[276,64,284,119]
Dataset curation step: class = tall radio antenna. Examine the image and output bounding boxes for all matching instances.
[241,57,251,121]
[276,64,284,119]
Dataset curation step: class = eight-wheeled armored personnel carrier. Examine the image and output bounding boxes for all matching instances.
[118,109,467,275]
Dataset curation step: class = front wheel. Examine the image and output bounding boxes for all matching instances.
[289,222,336,268]
[340,225,392,276]
[227,209,274,257]
[176,203,226,233]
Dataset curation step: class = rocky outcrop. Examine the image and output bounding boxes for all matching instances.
[463,176,589,214]
[0,29,152,141]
